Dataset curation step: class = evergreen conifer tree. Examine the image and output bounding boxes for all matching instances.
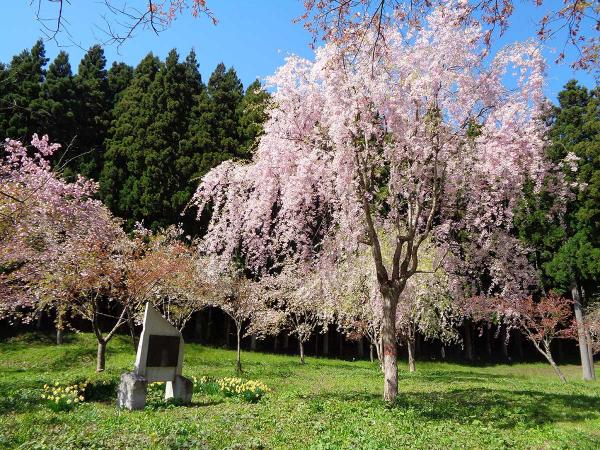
[73,45,111,179]
[0,40,47,140]
[237,79,270,156]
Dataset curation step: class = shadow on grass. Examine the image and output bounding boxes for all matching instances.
[307,386,600,429]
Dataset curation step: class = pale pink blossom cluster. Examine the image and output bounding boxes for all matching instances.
[192,5,549,279]
[0,135,126,324]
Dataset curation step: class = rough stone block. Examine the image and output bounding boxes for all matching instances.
[117,372,147,410]
[165,375,193,404]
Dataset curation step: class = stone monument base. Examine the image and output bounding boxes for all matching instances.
[117,372,148,411]
[165,375,193,404]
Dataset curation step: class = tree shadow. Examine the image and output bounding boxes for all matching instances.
[307,387,600,429]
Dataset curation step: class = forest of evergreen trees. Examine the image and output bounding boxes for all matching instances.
[0,40,269,231]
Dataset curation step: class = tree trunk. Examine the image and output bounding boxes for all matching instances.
[338,333,343,357]
[440,344,446,360]
[514,330,524,361]
[370,343,374,362]
[250,335,257,351]
[283,334,289,351]
[36,309,44,330]
[485,323,492,359]
[382,295,398,403]
[194,312,203,341]
[126,307,137,351]
[299,340,305,364]
[314,333,319,356]
[464,320,473,362]
[96,340,106,372]
[407,336,416,373]
[236,325,242,373]
[274,335,279,353]
[357,338,364,358]
[572,283,595,381]
[322,329,329,355]
[501,326,510,362]
[56,311,64,345]
[541,343,567,383]
[414,333,421,358]
[206,308,213,343]
[585,328,595,378]
[56,328,64,345]
[376,337,384,371]
[226,319,232,348]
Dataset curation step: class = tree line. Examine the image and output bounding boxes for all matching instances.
[0,40,269,231]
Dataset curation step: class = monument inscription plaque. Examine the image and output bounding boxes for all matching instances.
[146,335,180,367]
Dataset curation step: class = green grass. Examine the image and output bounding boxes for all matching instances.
[1,333,600,449]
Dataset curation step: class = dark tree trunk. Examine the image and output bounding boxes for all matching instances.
[194,312,203,341]
[485,323,492,359]
[283,334,289,351]
[274,336,279,352]
[514,330,524,361]
[314,333,319,356]
[357,338,364,358]
[414,333,421,358]
[250,335,257,351]
[322,330,329,356]
[464,320,473,362]
[206,308,213,343]
[226,319,232,348]
[36,310,44,330]
[440,344,446,360]
[338,333,344,357]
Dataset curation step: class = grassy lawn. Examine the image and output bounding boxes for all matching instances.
[1,333,600,449]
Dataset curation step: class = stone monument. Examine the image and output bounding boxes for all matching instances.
[117,303,193,410]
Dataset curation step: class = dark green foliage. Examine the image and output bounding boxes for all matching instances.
[107,62,134,106]
[100,50,208,230]
[205,62,244,157]
[183,62,246,180]
[0,40,48,140]
[70,45,111,180]
[238,79,270,155]
[0,43,270,232]
[100,53,162,228]
[516,80,600,299]
[40,51,78,173]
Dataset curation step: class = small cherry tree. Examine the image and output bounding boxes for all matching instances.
[251,265,333,364]
[509,294,574,383]
[205,264,258,373]
[128,226,208,332]
[462,294,574,382]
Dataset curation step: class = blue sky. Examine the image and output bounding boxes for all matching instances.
[1,1,596,102]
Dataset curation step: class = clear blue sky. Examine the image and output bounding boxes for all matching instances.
[1,1,596,102]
